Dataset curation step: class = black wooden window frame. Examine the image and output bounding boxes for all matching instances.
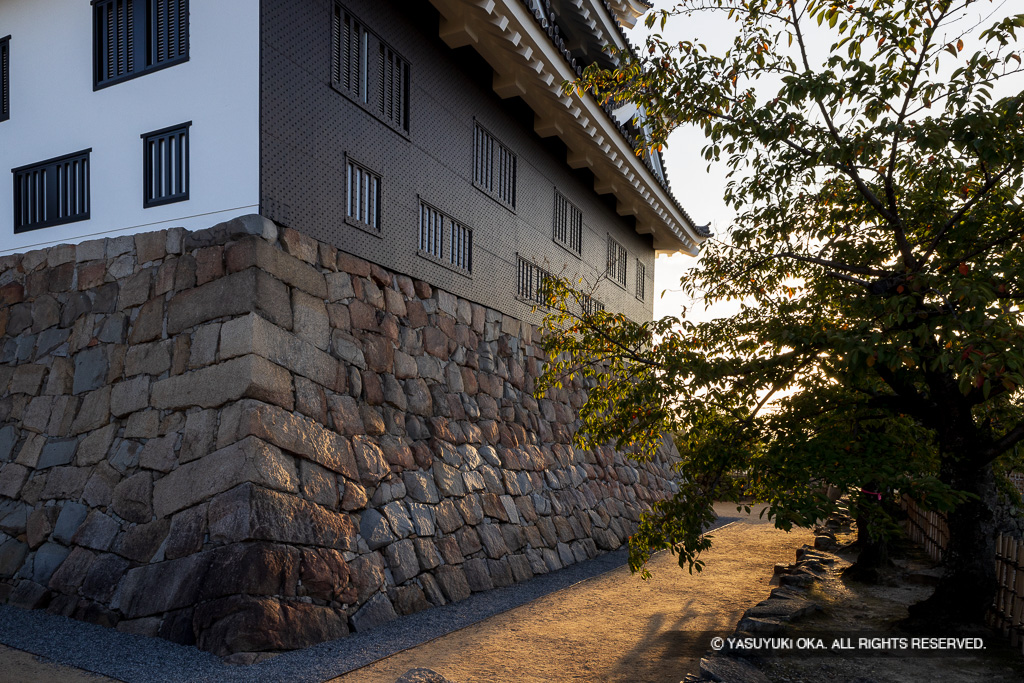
[552,189,583,257]
[635,259,646,301]
[92,0,190,91]
[142,122,190,208]
[345,155,382,235]
[418,199,473,276]
[607,235,628,288]
[331,2,410,134]
[473,121,516,210]
[12,149,92,233]
[1,36,10,123]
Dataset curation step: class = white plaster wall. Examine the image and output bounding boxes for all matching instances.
[0,0,260,255]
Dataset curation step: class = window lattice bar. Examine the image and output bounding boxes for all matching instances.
[378,44,408,130]
[1,36,10,122]
[474,123,516,208]
[636,260,646,301]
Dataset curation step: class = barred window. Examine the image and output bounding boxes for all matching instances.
[1,36,9,122]
[517,255,553,305]
[473,123,516,208]
[635,259,646,301]
[346,158,381,231]
[419,200,472,274]
[13,150,91,233]
[332,3,410,132]
[580,294,605,316]
[93,0,189,89]
[553,190,582,255]
[607,237,627,286]
[143,123,189,208]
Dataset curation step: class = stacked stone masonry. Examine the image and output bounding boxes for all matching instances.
[0,216,680,656]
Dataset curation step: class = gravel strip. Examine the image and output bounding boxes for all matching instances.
[0,516,740,683]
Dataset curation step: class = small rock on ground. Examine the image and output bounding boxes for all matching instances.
[395,667,456,683]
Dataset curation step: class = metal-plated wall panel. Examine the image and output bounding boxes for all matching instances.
[260,0,657,323]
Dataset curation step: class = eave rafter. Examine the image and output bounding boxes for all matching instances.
[428,0,706,255]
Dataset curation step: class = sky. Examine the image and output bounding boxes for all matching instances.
[639,0,1020,323]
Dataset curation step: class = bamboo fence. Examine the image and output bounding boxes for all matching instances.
[902,497,1024,654]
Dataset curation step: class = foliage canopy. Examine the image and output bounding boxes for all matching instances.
[538,0,1024,621]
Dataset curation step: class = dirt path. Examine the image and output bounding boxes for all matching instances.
[330,505,813,683]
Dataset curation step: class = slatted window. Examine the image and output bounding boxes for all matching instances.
[13,150,91,233]
[517,256,553,305]
[333,5,367,102]
[378,45,409,131]
[346,158,381,231]
[143,123,189,208]
[636,260,646,301]
[419,200,473,274]
[473,123,516,209]
[607,237,628,287]
[332,3,410,133]
[1,36,10,122]
[93,0,189,89]
[553,190,583,255]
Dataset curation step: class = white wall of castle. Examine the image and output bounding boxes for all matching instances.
[0,0,260,256]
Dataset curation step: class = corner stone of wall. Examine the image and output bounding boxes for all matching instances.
[0,215,681,656]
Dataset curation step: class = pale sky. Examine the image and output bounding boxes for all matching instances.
[640,0,1020,322]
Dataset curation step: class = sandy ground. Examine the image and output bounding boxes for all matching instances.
[0,644,120,682]
[330,505,812,683]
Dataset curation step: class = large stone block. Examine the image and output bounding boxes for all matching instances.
[220,313,338,390]
[151,355,294,411]
[232,400,357,480]
[153,437,298,519]
[225,236,327,298]
[194,595,347,656]
[207,483,357,551]
[166,268,292,335]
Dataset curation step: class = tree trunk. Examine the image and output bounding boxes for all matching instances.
[843,481,893,583]
[905,454,998,630]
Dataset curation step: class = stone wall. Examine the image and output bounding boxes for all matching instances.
[0,216,680,657]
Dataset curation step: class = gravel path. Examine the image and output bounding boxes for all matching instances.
[0,506,806,683]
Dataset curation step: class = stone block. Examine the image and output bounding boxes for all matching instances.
[41,466,91,500]
[112,472,153,524]
[110,376,150,418]
[71,511,120,551]
[0,463,30,499]
[72,346,108,395]
[352,436,389,486]
[359,508,396,551]
[350,592,399,633]
[151,355,294,411]
[476,524,510,559]
[292,290,330,351]
[52,502,89,544]
[32,542,71,584]
[195,595,347,656]
[153,437,298,518]
[199,542,301,600]
[167,268,292,335]
[463,558,493,592]
[180,409,218,463]
[207,483,357,551]
[232,400,357,479]
[117,552,212,618]
[384,538,419,584]
[300,460,338,509]
[139,434,177,473]
[225,235,326,298]
[432,565,471,604]
[300,547,353,603]
[128,298,164,344]
[124,340,172,377]
[113,518,170,563]
[220,313,339,390]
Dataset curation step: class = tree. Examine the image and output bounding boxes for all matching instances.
[538,0,1024,628]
